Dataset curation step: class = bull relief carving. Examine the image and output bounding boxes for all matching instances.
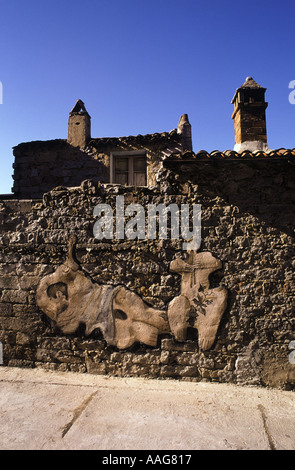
[36,237,227,351]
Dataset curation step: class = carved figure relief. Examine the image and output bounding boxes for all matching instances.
[36,237,227,351]
[167,251,228,351]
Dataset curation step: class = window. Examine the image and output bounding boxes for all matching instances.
[112,153,147,186]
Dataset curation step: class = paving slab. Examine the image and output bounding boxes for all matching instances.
[0,366,294,451]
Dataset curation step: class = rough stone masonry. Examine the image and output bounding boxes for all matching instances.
[0,79,295,390]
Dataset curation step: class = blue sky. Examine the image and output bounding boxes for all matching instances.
[0,0,294,194]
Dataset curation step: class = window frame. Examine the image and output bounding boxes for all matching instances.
[110,150,147,186]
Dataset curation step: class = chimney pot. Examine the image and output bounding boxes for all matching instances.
[177,114,193,152]
[67,100,91,148]
[231,77,270,152]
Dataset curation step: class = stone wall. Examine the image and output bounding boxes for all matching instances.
[12,131,182,198]
[1,155,295,389]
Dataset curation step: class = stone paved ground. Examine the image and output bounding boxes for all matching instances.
[0,366,295,451]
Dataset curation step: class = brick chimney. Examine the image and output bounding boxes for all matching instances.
[231,77,270,152]
[68,99,91,148]
[177,114,193,151]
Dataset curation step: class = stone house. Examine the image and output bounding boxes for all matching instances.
[0,77,294,389]
[12,98,192,198]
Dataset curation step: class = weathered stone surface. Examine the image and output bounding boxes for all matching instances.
[0,156,295,389]
[36,236,226,351]
[168,251,227,350]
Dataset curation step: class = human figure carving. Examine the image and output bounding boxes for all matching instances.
[167,250,228,350]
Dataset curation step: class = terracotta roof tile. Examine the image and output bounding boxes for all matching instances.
[163,148,295,162]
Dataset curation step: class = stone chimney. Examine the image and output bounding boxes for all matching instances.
[231,77,270,152]
[177,114,193,151]
[68,99,91,148]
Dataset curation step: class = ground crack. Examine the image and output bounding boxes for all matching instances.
[61,391,97,438]
[258,404,276,450]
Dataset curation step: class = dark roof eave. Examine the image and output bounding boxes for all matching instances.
[13,139,67,150]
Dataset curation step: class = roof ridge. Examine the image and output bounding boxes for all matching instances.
[163,148,295,161]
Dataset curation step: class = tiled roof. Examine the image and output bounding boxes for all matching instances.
[88,129,180,147]
[163,148,295,162]
[12,129,181,151]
